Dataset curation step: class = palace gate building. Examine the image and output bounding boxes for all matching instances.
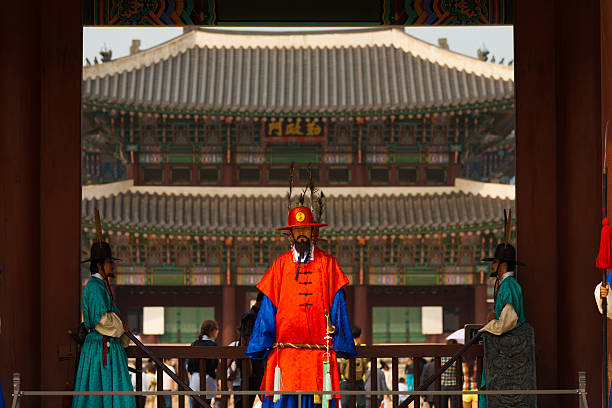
[80,27,516,344]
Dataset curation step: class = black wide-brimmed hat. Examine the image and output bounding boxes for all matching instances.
[81,241,121,264]
[482,243,525,276]
[482,243,524,264]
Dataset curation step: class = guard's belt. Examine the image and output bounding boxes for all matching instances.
[272,343,332,350]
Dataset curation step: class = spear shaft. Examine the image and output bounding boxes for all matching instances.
[603,120,609,408]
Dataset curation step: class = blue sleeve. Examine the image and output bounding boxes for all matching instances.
[246,295,277,360]
[330,289,356,359]
[606,270,612,286]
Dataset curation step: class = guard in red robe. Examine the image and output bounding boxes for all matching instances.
[246,204,356,408]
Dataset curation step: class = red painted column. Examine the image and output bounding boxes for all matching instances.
[40,0,82,405]
[222,165,235,186]
[516,0,602,406]
[0,1,43,405]
[473,285,487,326]
[221,286,237,346]
[353,286,369,344]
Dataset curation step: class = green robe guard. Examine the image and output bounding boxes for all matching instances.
[73,275,136,408]
[478,273,527,408]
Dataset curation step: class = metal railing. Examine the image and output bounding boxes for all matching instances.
[11,371,589,408]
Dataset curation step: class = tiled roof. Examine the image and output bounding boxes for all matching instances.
[82,29,514,114]
[81,191,515,234]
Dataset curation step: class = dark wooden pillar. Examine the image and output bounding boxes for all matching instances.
[0,0,80,406]
[353,286,369,344]
[42,0,82,403]
[222,165,235,186]
[473,285,487,327]
[516,0,602,406]
[0,2,43,405]
[221,286,237,346]
[40,2,81,406]
[352,165,367,186]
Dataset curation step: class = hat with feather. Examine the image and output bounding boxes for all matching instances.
[481,209,524,276]
[277,163,328,234]
[81,208,121,263]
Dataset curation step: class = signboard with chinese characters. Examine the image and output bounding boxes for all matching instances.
[263,118,327,143]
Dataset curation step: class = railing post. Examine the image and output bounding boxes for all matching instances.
[455,356,463,408]
[240,359,249,408]
[157,361,165,408]
[11,373,20,408]
[349,358,356,408]
[434,358,441,408]
[221,358,228,408]
[578,371,587,408]
[178,358,187,408]
[391,357,398,408]
[370,358,378,408]
[136,357,144,408]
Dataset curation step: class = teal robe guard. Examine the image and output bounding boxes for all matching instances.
[73,277,136,408]
[479,275,527,408]
[494,276,526,328]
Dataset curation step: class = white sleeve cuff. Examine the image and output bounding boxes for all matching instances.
[95,312,125,338]
[594,283,612,319]
[479,303,518,335]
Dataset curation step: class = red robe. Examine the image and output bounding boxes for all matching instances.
[257,246,349,396]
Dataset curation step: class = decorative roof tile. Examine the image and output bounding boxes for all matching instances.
[82,191,514,234]
[82,29,513,114]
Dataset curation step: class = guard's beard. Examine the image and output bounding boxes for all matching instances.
[294,236,311,260]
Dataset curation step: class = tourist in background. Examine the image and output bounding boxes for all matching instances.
[144,364,158,408]
[338,325,367,408]
[238,291,266,408]
[161,358,176,408]
[398,378,408,404]
[440,339,458,408]
[187,320,220,408]
[364,360,388,408]
[461,358,478,408]
[420,358,435,408]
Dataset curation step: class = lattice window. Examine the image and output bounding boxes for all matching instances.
[333,122,353,145]
[441,240,452,265]
[266,237,290,263]
[202,120,222,145]
[456,246,474,265]
[204,243,223,266]
[379,120,390,145]
[145,235,163,266]
[366,121,385,145]
[427,245,443,266]
[168,122,193,145]
[236,122,256,145]
[335,243,356,268]
[140,120,158,145]
[396,123,417,145]
[395,238,415,266]
[174,237,193,267]
[236,244,254,267]
[111,233,132,264]
[431,115,448,145]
